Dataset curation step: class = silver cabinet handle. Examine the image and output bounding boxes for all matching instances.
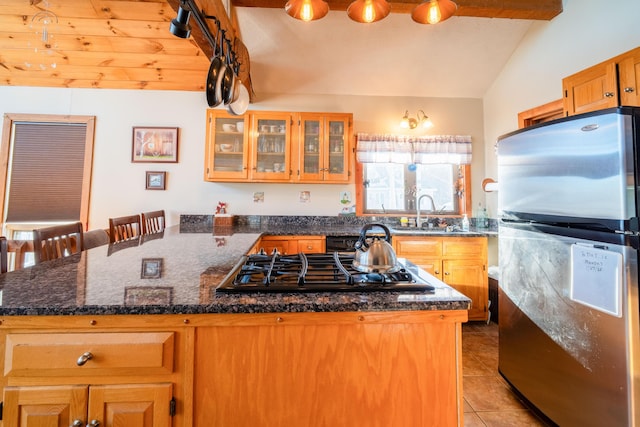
[605,92,615,97]
[76,351,93,366]
[624,87,635,93]
[70,421,83,427]
[88,421,101,427]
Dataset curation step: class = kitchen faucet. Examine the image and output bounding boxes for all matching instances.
[416,194,436,228]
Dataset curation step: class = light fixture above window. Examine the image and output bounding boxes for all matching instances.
[285,0,329,22]
[400,110,433,129]
[411,0,458,25]
[347,0,391,24]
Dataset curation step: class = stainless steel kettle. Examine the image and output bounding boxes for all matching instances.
[352,223,400,273]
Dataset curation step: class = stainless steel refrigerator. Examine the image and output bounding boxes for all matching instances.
[497,107,640,426]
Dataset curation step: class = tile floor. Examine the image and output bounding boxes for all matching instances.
[462,321,552,427]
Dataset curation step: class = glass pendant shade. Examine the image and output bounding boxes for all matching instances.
[411,0,457,24]
[285,0,329,22]
[347,0,391,23]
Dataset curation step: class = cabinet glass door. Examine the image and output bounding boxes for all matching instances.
[302,118,322,179]
[251,114,291,181]
[326,119,347,179]
[206,111,248,180]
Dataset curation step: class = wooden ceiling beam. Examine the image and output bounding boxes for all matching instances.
[230,0,563,20]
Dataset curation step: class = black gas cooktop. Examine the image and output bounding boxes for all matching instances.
[215,252,436,293]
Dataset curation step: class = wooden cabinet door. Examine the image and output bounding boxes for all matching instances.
[296,113,352,183]
[205,110,250,181]
[3,385,88,427]
[619,49,640,107]
[443,259,487,320]
[257,237,290,255]
[323,114,351,183]
[88,383,173,427]
[562,60,618,116]
[250,112,293,182]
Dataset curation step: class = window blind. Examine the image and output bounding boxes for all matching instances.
[5,122,87,222]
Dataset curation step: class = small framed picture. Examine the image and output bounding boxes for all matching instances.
[132,126,179,163]
[146,171,166,190]
[141,258,163,279]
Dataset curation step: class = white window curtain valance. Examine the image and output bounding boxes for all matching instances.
[356,133,472,165]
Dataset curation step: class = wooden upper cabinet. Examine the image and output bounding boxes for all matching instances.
[205,110,250,181]
[563,47,640,116]
[619,50,640,107]
[205,110,353,183]
[250,112,294,182]
[295,113,352,183]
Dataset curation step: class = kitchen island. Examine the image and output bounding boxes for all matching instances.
[0,225,470,427]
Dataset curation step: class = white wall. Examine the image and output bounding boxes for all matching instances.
[483,0,640,216]
[0,87,484,229]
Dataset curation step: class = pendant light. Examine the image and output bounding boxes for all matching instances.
[285,0,329,22]
[347,0,391,24]
[411,0,457,25]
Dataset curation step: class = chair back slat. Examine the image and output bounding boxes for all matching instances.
[109,214,142,243]
[33,222,84,264]
[141,210,166,235]
[0,236,8,273]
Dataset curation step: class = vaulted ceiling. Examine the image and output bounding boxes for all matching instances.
[0,0,562,99]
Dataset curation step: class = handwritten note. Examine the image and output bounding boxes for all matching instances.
[570,244,622,317]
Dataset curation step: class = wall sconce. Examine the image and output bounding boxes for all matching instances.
[347,0,391,24]
[170,2,192,38]
[411,0,458,25]
[400,110,433,129]
[285,0,329,22]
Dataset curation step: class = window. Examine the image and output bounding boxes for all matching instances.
[356,162,470,216]
[0,114,95,243]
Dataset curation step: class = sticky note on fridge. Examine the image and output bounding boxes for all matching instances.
[570,244,623,317]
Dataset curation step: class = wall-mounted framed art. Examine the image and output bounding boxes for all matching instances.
[132,126,179,163]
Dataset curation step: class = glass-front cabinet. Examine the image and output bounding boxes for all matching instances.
[250,112,293,181]
[204,110,352,183]
[297,113,351,183]
[205,110,249,181]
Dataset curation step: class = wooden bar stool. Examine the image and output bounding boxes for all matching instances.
[108,214,142,243]
[141,210,166,235]
[33,222,84,264]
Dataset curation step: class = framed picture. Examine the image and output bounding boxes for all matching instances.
[146,171,166,190]
[141,258,163,279]
[124,286,172,305]
[132,126,179,163]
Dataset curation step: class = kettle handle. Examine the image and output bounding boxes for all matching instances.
[355,223,392,249]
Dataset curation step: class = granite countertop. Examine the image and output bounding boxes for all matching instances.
[0,224,471,316]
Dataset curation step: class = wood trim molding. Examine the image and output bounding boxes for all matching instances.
[517,99,564,129]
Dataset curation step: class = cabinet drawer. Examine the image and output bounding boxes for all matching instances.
[297,239,325,253]
[442,237,487,258]
[4,332,174,377]
[394,237,442,257]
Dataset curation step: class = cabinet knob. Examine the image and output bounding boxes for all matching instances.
[70,421,83,427]
[444,272,450,275]
[88,420,101,427]
[76,351,93,366]
[435,270,440,274]
[624,87,635,93]
[605,92,615,98]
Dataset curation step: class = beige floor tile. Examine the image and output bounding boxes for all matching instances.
[472,351,499,372]
[464,412,488,427]
[476,410,549,427]
[463,398,475,413]
[463,376,527,412]
[463,352,496,376]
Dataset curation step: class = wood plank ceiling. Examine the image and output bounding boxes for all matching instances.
[0,0,562,94]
